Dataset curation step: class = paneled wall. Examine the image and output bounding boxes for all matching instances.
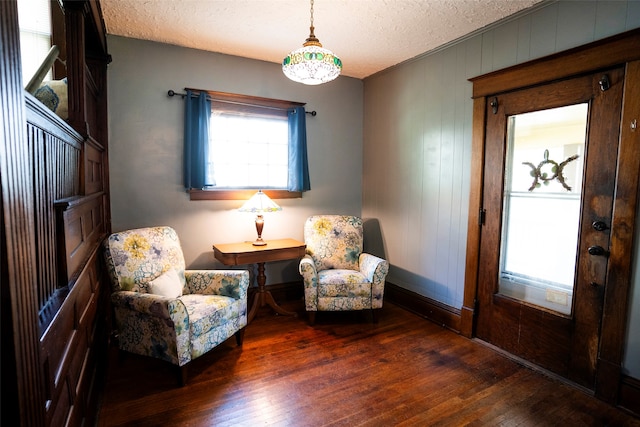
[364,43,474,309]
[362,0,640,371]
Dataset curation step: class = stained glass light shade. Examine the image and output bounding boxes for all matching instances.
[282,28,342,85]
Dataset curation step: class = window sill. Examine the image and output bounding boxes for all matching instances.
[188,189,302,201]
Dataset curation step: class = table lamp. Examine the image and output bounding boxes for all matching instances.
[238,190,282,246]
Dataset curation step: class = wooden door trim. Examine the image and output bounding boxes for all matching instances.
[470,29,640,99]
[595,59,640,403]
[461,97,487,337]
[463,30,640,404]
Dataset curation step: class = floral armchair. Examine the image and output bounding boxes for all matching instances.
[299,215,389,325]
[103,226,249,384]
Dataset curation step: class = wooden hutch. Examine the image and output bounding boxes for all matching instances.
[1,0,111,425]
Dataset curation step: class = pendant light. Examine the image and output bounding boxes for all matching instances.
[282,0,342,85]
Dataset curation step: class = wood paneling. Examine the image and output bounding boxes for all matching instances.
[27,96,83,310]
[65,1,88,137]
[0,1,47,424]
[620,375,640,416]
[40,246,103,427]
[84,138,104,195]
[1,1,110,425]
[55,192,105,283]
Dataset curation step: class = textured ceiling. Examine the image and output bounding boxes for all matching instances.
[101,0,545,79]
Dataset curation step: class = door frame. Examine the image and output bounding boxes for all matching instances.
[462,28,640,403]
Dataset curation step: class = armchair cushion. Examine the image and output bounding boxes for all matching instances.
[180,294,246,359]
[319,281,371,298]
[318,270,369,294]
[105,226,186,293]
[149,268,183,298]
[304,215,362,271]
[181,294,243,336]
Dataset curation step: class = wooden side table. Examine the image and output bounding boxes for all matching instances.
[213,238,306,323]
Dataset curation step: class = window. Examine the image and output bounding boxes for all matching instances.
[18,0,53,83]
[184,90,310,200]
[208,100,289,189]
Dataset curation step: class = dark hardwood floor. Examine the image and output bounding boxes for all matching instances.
[97,299,639,426]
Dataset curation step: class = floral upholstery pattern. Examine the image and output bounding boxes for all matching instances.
[299,215,389,317]
[104,226,249,367]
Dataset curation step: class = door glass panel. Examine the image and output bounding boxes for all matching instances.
[499,103,588,315]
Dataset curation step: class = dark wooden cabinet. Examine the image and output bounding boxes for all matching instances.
[1,1,111,425]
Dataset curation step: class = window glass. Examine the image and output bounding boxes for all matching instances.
[499,103,588,315]
[18,0,52,83]
[208,102,289,189]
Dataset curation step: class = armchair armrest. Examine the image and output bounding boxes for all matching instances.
[299,255,318,284]
[299,255,319,311]
[111,290,184,318]
[111,291,189,330]
[185,270,250,300]
[359,253,389,310]
[359,253,389,284]
[110,290,191,366]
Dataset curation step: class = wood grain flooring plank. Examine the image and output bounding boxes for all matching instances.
[97,301,639,426]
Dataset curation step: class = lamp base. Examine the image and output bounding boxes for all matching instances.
[252,238,267,246]
[253,215,267,246]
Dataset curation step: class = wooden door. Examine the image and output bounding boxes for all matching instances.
[475,67,624,390]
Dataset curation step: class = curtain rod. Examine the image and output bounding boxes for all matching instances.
[167,90,317,116]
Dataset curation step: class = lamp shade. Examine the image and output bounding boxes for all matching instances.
[238,190,282,213]
[282,44,342,85]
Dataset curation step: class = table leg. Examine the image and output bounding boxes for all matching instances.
[247,262,297,323]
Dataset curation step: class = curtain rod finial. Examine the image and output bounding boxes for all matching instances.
[168,90,188,99]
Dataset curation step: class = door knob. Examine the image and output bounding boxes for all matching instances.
[588,245,609,257]
[592,221,609,231]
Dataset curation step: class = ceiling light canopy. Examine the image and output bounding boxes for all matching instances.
[282,0,342,85]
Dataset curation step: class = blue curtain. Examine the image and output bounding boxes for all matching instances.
[288,106,311,192]
[184,90,211,190]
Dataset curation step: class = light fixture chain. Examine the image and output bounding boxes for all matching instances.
[310,0,314,28]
